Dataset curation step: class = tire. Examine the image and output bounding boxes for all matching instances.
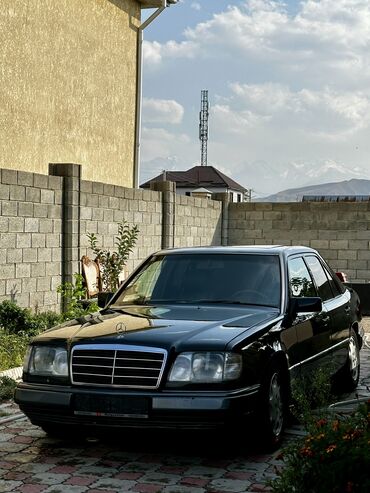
[337,329,360,393]
[258,366,287,449]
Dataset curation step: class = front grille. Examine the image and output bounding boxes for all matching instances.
[71,344,167,389]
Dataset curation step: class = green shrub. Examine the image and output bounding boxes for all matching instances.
[0,376,17,402]
[270,401,370,493]
[0,300,63,337]
[57,273,99,320]
[290,367,334,426]
[0,330,29,371]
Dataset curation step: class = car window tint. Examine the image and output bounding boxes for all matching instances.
[116,253,281,307]
[305,256,334,301]
[288,257,316,297]
[324,266,342,297]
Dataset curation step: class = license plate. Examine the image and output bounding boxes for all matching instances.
[74,395,149,418]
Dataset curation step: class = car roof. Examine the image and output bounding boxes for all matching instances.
[156,245,318,258]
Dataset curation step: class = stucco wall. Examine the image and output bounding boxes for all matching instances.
[228,202,370,282]
[0,0,139,187]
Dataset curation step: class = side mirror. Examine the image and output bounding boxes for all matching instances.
[336,272,348,283]
[290,297,322,315]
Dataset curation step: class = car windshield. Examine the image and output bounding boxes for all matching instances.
[114,253,281,308]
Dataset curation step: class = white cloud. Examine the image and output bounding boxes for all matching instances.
[191,2,201,11]
[141,127,191,163]
[226,83,370,136]
[142,98,184,124]
[142,0,370,193]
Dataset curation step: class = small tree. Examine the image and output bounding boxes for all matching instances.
[87,220,139,293]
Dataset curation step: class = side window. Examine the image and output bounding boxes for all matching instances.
[305,256,334,301]
[288,257,316,297]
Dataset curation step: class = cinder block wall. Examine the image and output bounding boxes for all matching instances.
[0,166,223,311]
[229,202,370,282]
[79,181,163,276]
[174,195,222,247]
[0,169,63,310]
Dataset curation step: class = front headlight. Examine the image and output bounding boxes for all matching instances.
[168,352,242,383]
[25,346,68,377]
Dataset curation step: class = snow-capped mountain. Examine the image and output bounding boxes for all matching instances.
[255,178,370,202]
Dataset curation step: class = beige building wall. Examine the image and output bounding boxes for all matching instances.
[0,0,140,187]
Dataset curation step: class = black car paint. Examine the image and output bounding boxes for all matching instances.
[15,246,362,434]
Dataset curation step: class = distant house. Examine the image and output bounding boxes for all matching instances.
[141,166,248,202]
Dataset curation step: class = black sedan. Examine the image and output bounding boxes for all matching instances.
[15,246,363,447]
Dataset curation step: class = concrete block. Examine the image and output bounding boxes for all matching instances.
[99,195,109,208]
[2,201,17,216]
[22,248,38,263]
[18,201,34,217]
[29,291,44,308]
[17,233,32,249]
[91,208,104,221]
[31,263,46,277]
[0,233,16,249]
[53,219,62,233]
[39,219,53,233]
[0,280,5,295]
[338,250,357,261]
[46,234,61,248]
[17,171,34,186]
[80,207,92,220]
[47,205,62,219]
[0,264,15,279]
[52,248,62,262]
[26,187,41,203]
[0,184,10,200]
[25,218,39,232]
[103,209,114,222]
[7,249,23,263]
[38,248,52,262]
[92,182,104,194]
[2,169,18,185]
[33,174,49,189]
[45,262,61,276]
[22,278,37,293]
[41,189,55,204]
[10,185,26,201]
[81,180,93,193]
[48,175,63,190]
[16,263,31,278]
[31,233,46,248]
[86,194,99,207]
[329,240,349,250]
[114,185,125,198]
[9,217,24,233]
[34,204,48,217]
[0,217,9,232]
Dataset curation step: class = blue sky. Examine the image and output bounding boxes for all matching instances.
[140,1,370,196]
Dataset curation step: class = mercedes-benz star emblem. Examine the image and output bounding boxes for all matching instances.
[116,322,127,335]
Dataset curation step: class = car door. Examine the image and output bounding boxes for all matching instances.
[304,255,351,373]
[286,256,332,376]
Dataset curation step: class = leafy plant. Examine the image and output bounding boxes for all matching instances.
[0,330,29,371]
[290,367,334,426]
[0,376,17,402]
[57,273,98,320]
[0,300,59,337]
[270,401,370,493]
[87,220,139,292]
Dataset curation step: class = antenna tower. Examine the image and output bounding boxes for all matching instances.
[199,90,209,166]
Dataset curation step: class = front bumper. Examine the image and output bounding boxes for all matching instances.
[15,382,260,431]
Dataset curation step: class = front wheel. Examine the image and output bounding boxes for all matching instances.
[258,367,287,449]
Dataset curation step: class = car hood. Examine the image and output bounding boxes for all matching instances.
[35,304,280,351]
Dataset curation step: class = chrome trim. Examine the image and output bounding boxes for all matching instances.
[165,384,260,397]
[288,337,350,371]
[70,344,167,389]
